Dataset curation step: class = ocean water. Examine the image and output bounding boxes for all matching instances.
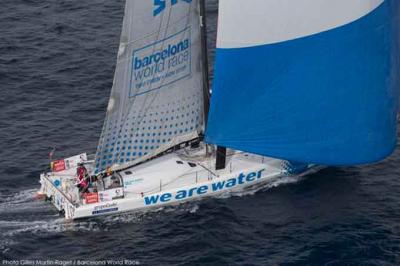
[1,0,400,265]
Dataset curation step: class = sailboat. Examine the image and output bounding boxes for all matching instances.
[38,0,400,220]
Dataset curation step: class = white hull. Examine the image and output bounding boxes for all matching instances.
[38,145,318,220]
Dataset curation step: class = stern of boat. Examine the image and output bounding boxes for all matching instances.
[38,153,91,219]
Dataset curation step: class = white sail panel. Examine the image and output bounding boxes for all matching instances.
[217,0,384,48]
[95,0,205,173]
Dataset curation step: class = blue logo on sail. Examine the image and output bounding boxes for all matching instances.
[154,0,193,17]
[134,39,189,71]
[130,27,192,97]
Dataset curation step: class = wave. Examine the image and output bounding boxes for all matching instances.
[0,188,48,214]
[215,173,306,200]
[0,188,38,204]
[0,188,99,254]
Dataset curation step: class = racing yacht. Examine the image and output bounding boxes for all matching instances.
[38,0,399,219]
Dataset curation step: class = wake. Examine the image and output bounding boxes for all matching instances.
[216,173,306,199]
[0,188,100,254]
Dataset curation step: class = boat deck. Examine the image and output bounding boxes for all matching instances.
[119,147,283,197]
[39,146,293,219]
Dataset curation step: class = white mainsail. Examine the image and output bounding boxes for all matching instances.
[95,0,205,173]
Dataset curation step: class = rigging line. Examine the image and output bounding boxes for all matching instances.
[200,0,211,127]
[198,163,218,177]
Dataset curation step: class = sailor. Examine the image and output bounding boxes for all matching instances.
[76,162,89,193]
[106,167,113,177]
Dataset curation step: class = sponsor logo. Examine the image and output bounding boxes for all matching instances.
[154,0,192,17]
[92,207,118,215]
[124,178,144,188]
[133,39,189,71]
[53,179,61,187]
[130,27,191,97]
[51,160,66,172]
[92,203,119,215]
[99,191,112,202]
[94,202,118,211]
[85,193,99,204]
[144,169,266,206]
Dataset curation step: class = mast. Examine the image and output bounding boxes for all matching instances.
[216,146,227,170]
[199,0,210,127]
[199,0,226,169]
[199,0,216,159]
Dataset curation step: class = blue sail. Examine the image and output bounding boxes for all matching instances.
[206,1,400,166]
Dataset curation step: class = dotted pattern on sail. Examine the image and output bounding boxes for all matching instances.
[94,0,205,173]
[96,94,202,170]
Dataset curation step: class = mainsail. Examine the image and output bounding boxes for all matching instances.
[206,0,400,166]
[95,0,205,173]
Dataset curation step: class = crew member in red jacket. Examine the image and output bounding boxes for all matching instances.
[76,162,89,193]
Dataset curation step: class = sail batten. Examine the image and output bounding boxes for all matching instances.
[206,0,400,166]
[95,0,205,173]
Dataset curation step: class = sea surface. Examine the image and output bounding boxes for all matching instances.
[1,1,400,265]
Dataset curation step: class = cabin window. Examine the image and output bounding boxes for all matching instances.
[125,171,133,175]
[188,162,197,168]
[176,161,184,164]
[103,173,123,190]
